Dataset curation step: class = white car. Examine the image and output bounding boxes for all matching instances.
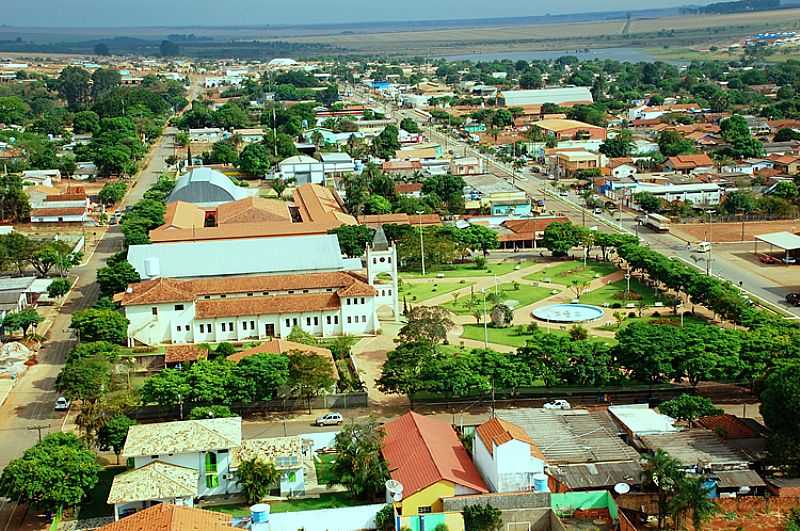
[315,412,343,426]
[54,396,71,411]
[543,399,571,410]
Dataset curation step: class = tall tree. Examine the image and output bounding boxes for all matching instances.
[328,418,389,499]
[236,458,281,504]
[96,415,136,464]
[398,306,454,346]
[58,66,91,109]
[642,449,684,531]
[90,68,121,100]
[288,351,336,413]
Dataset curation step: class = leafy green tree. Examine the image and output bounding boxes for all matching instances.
[398,306,454,346]
[377,341,431,397]
[0,174,32,222]
[372,125,401,160]
[98,182,127,206]
[542,221,580,256]
[56,356,112,402]
[399,117,420,133]
[0,96,30,125]
[614,321,679,384]
[773,180,799,200]
[657,130,695,157]
[96,259,140,297]
[236,458,281,504]
[599,129,635,158]
[774,128,800,142]
[0,433,101,512]
[96,415,136,463]
[635,191,662,213]
[73,110,101,134]
[66,341,122,364]
[422,174,466,214]
[58,66,92,109]
[720,115,764,159]
[721,190,757,214]
[90,69,121,100]
[232,354,290,402]
[289,351,336,413]
[2,308,43,336]
[365,194,392,214]
[761,363,800,474]
[669,476,719,531]
[189,405,236,419]
[47,277,72,299]
[238,143,272,176]
[463,504,503,531]
[71,308,129,344]
[642,449,684,531]
[205,140,239,165]
[329,418,389,499]
[330,225,374,258]
[658,394,722,426]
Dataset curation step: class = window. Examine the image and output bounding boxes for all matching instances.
[306,317,312,326]
[247,292,253,297]
[360,298,365,304]
[388,289,392,296]
[314,317,319,326]
[303,289,309,293]
[288,290,295,294]
[326,288,333,292]
[250,321,255,330]
[242,322,247,330]
[388,256,392,263]
[150,454,160,459]
[228,322,234,331]
[372,258,377,264]
[174,304,184,311]
[418,506,432,514]
[292,318,298,326]
[151,307,158,316]
[285,318,291,327]
[326,316,332,325]
[362,315,367,323]
[347,316,352,324]
[205,453,219,489]
[334,316,339,325]
[379,257,385,263]
[199,324,205,333]
[185,325,190,331]
[176,326,181,332]
[220,294,227,299]
[381,290,385,297]
[221,323,226,332]
[204,295,211,299]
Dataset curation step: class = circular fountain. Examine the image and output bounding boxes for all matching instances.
[532,303,605,323]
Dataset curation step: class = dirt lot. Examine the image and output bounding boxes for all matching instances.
[671,220,800,243]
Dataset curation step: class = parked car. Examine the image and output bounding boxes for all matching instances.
[692,241,712,253]
[543,399,571,410]
[787,292,800,306]
[593,207,603,215]
[54,396,71,411]
[315,412,343,426]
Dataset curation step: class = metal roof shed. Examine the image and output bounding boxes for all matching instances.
[754,231,800,263]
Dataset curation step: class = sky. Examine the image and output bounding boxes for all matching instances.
[3,0,700,27]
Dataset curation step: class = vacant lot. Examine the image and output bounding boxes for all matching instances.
[671,219,800,243]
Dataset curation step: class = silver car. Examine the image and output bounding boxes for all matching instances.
[315,412,343,426]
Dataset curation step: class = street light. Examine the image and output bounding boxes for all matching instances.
[624,270,631,302]
[481,288,488,347]
[416,210,426,276]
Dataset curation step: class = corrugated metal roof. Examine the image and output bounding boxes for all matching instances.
[639,430,751,467]
[498,408,640,465]
[500,87,593,107]
[714,469,766,488]
[128,234,348,279]
[755,231,800,251]
[549,461,642,490]
[168,167,254,205]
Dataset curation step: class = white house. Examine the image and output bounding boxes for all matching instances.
[320,152,355,177]
[609,158,638,179]
[278,155,325,185]
[634,183,721,206]
[21,169,60,186]
[30,187,90,223]
[189,128,225,143]
[473,418,546,493]
[233,128,265,144]
[108,418,310,520]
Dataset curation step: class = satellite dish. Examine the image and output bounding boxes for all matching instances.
[385,479,404,502]
[738,486,751,495]
[614,482,631,495]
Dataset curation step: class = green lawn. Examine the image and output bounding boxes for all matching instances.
[579,278,665,307]
[441,283,553,315]
[78,466,126,519]
[400,259,536,279]
[399,280,472,303]
[525,260,618,286]
[209,493,367,517]
[461,323,615,347]
[314,454,338,486]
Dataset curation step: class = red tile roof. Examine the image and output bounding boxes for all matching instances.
[395,183,423,194]
[97,504,236,531]
[357,213,441,227]
[498,217,570,242]
[382,412,488,497]
[30,207,86,217]
[165,345,209,364]
[195,292,340,319]
[475,418,545,459]
[667,154,714,169]
[696,414,763,440]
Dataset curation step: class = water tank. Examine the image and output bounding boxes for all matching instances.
[250,503,270,531]
[533,473,549,493]
[143,257,160,278]
[385,479,404,503]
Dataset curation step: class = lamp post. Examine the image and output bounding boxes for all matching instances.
[416,210,426,276]
[481,288,488,348]
[624,269,631,302]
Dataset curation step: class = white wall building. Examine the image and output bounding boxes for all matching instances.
[320,152,355,177]
[188,128,225,143]
[473,418,546,493]
[278,155,325,185]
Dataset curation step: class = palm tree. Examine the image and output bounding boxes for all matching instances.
[669,476,718,531]
[236,458,281,504]
[642,449,684,530]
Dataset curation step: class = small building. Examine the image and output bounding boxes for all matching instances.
[163,344,208,369]
[608,157,638,179]
[21,169,61,186]
[97,504,238,530]
[498,87,594,109]
[110,417,242,520]
[494,216,570,250]
[663,154,714,175]
[188,128,225,143]
[766,478,800,498]
[556,150,604,177]
[450,157,483,176]
[320,152,355,177]
[768,154,800,174]
[633,183,721,206]
[167,167,254,206]
[463,174,531,216]
[533,119,607,141]
[232,436,310,497]
[474,417,546,493]
[232,128,265,143]
[382,412,488,520]
[278,155,325,185]
[608,404,679,445]
[30,187,90,223]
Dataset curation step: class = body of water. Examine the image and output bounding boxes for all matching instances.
[444,47,663,63]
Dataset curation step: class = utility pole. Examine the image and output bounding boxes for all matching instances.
[416,211,426,276]
[27,425,48,443]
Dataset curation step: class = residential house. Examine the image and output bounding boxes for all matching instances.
[382,159,422,176]
[493,216,570,250]
[97,504,238,530]
[396,143,443,160]
[357,213,441,229]
[627,103,701,122]
[167,167,256,206]
[474,417,546,493]
[633,183,721,206]
[721,158,774,176]
[188,128,225,143]
[278,155,325,185]
[382,412,488,523]
[109,417,243,519]
[533,119,607,141]
[499,408,643,493]
[30,186,90,223]
[450,157,483,176]
[21,169,60,187]
[663,154,714,175]
[608,158,638,179]
[395,182,423,198]
[769,154,800,174]
[463,174,531,216]
[555,150,604,177]
[743,115,772,137]
[163,344,208,369]
[232,128,265,144]
[232,436,310,497]
[320,152,355,177]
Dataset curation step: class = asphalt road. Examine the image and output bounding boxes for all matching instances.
[356,92,800,319]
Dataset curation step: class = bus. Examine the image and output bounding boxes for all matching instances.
[640,213,671,232]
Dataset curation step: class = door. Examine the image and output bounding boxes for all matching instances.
[265,323,275,338]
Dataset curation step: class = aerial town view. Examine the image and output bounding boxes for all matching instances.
[4,0,800,530]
